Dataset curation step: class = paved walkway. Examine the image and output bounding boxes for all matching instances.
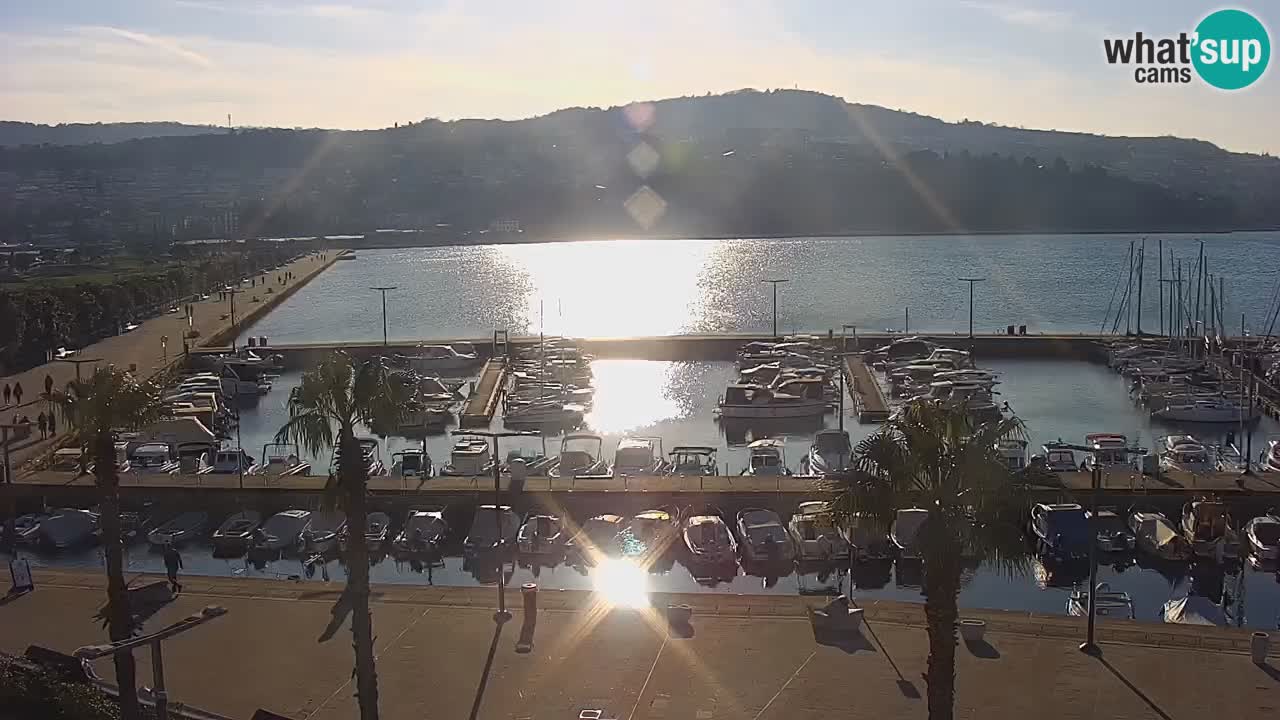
[1,250,341,474]
[1,570,1276,719]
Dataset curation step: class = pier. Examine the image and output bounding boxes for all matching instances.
[844,355,890,423]
[459,356,507,427]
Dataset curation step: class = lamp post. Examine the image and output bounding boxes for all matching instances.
[451,428,538,623]
[1079,465,1102,656]
[761,279,789,338]
[370,286,397,346]
[225,287,242,352]
[959,277,986,350]
[75,605,228,720]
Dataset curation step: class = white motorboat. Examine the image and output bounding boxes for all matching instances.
[394,508,447,554]
[842,512,894,561]
[741,439,790,476]
[517,514,566,556]
[666,446,718,476]
[300,511,346,553]
[552,433,611,477]
[173,442,217,474]
[258,443,310,476]
[568,514,626,563]
[332,438,386,476]
[38,509,99,549]
[255,509,312,552]
[441,436,492,476]
[1158,435,1213,473]
[681,513,738,568]
[800,429,851,476]
[503,400,586,427]
[400,344,479,373]
[623,509,680,561]
[391,450,433,479]
[891,508,929,560]
[869,337,936,363]
[147,511,208,546]
[1128,510,1191,561]
[14,512,49,545]
[1244,513,1280,561]
[464,504,518,554]
[1067,583,1135,619]
[717,379,827,419]
[736,508,795,563]
[613,436,668,477]
[1162,594,1226,626]
[996,439,1028,472]
[208,448,258,475]
[1153,399,1258,424]
[788,501,850,562]
[1259,439,1280,472]
[1082,433,1131,471]
[1040,445,1077,473]
[212,511,262,551]
[129,443,180,474]
[1181,499,1241,561]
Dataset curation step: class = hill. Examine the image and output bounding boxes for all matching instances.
[0,121,224,147]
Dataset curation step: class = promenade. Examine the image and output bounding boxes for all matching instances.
[0,250,342,474]
[1,569,1275,719]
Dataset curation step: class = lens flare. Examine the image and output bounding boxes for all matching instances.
[592,557,650,609]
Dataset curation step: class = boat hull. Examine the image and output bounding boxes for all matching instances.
[718,402,826,419]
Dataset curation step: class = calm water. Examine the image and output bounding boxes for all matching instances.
[9,358,1280,628]
[239,233,1280,344]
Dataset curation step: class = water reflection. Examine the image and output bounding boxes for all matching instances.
[583,360,684,434]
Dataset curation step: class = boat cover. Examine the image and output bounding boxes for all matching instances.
[1161,595,1225,626]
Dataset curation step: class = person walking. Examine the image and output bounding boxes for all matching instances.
[12,382,22,406]
[164,543,184,593]
[36,412,46,439]
[46,412,56,437]
[2,384,10,407]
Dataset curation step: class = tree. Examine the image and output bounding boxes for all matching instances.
[828,401,1032,720]
[54,367,168,720]
[274,352,409,720]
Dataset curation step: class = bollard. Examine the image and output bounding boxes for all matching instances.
[522,583,538,616]
[1252,632,1270,664]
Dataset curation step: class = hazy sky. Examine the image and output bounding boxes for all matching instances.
[1,1,1276,153]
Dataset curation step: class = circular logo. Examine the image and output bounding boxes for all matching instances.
[1192,9,1270,90]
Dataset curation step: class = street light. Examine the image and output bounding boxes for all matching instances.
[370,286,397,347]
[761,279,790,338]
[452,428,538,623]
[958,277,986,344]
[1079,465,1102,656]
[224,287,243,352]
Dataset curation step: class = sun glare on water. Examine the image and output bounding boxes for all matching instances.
[592,557,650,609]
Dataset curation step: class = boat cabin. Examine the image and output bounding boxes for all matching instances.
[745,439,787,476]
[1041,446,1078,473]
[129,443,176,472]
[50,447,85,472]
[448,437,491,475]
[614,437,660,475]
[996,439,1028,471]
[1085,433,1130,469]
[668,446,717,475]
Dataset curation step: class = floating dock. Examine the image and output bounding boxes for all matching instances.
[844,356,890,423]
[459,357,506,427]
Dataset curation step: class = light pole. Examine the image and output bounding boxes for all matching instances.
[761,279,790,338]
[370,286,397,346]
[1079,465,1102,656]
[75,605,228,720]
[452,428,538,623]
[959,277,986,345]
[225,287,242,352]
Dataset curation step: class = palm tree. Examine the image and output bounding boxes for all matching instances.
[828,401,1033,720]
[55,367,168,720]
[274,352,409,720]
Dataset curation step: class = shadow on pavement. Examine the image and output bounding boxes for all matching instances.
[94,581,173,632]
[858,619,920,700]
[317,589,352,643]
[1,588,33,607]
[1096,656,1172,720]
[468,620,506,720]
[1257,662,1280,684]
[813,627,875,654]
[963,638,1000,659]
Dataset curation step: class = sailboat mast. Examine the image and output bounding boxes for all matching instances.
[1136,239,1145,335]
[1158,239,1165,336]
[1125,241,1135,335]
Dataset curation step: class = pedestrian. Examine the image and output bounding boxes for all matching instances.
[12,382,22,406]
[47,412,56,436]
[36,412,46,439]
[2,384,9,406]
[163,543,184,593]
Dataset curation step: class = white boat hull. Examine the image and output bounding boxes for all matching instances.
[718,401,826,419]
[1154,406,1258,423]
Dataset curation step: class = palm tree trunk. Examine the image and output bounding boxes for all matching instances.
[340,430,380,720]
[94,430,141,720]
[921,527,963,720]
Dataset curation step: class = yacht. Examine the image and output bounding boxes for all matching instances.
[394,508,448,555]
[666,446,718,476]
[736,508,795,564]
[1082,433,1131,471]
[787,502,850,562]
[891,508,929,560]
[209,448,258,475]
[1067,583,1135,619]
[996,439,1028,473]
[440,436,492,476]
[517,513,566,556]
[800,429,851,476]
[399,344,479,373]
[147,511,208,547]
[612,437,669,476]
[258,443,310,476]
[1157,435,1213,473]
[717,379,827,418]
[38,509,99,549]
[464,505,518,554]
[1180,499,1240,561]
[391,450,433,479]
[741,439,790,476]
[300,511,346,554]
[255,509,313,552]
[1243,513,1280,561]
[1153,399,1258,424]
[552,433,610,477]
[212,511,262,552]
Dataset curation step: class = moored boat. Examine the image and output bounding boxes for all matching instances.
[212,511,262,551]
[517,513,566,556]
[736,508,795,564]
[1067,583,1135,619]
[800,429,851,476]
[254,509,312,553]
[741,439,790,476]
[147,511,208,547]
[464,504,518,554]
[1180,498,1241,561]
[1243,512,1280,561]
[1128,509,1191,561]
[891,508,929,560]
[788,501,850,562]
[394,508,447,555]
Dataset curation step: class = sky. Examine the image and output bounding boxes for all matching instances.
[1,0,1276,154]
